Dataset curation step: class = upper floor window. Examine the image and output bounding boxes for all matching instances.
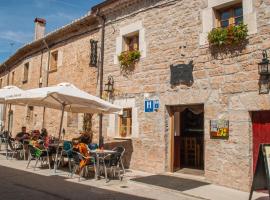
[216,4,243,28]
[23,62,29,84]
[123,32,139,52]
[50,51,58,72]
[11,71,15,85]
[118,108,132,138]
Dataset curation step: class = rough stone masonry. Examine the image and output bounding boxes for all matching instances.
[0,0,269,192]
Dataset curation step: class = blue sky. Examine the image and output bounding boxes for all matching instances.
[0,0,103,64]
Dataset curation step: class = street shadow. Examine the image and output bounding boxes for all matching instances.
[104,140,133,169]
[131,175,209,192]
[0,165,152,200]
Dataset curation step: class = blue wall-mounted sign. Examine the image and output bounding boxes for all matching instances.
[144,100,160,112]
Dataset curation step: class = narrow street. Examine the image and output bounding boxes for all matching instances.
[0,165,152,200]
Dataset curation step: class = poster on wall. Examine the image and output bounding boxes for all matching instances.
[210,120,229,139]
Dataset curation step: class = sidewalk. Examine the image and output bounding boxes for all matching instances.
[0,154,268,200]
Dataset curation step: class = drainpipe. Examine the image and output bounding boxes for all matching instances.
[2,64,8,131]
[42,39,50,128]
[95,10,106,147]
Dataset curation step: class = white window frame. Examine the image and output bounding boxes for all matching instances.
[107,98,139,139]
[114,21,146,64]
[199,0,257,45]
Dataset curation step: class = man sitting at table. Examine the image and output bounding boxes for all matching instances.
[15,126,30,143]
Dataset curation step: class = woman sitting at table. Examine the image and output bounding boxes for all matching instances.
[73,132,92,170]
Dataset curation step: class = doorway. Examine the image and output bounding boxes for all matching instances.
[170,105,204,173]
[252,111,270,173]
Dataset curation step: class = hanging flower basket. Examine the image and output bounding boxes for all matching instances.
[118,50,141,73]
[208,23,248,46]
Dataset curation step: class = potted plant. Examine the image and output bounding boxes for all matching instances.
[118,50,141,74]
[208,23,248,46]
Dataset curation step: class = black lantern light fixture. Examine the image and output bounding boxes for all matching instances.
[104,75,114,93]
[258,50,269,75]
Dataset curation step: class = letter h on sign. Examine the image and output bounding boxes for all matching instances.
[144,100,154,112]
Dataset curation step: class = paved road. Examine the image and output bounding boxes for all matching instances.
[0,165,152,200]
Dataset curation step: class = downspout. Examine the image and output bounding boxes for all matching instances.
[42,39,50,128]
[96,10,106,147]
[2,63,8,131]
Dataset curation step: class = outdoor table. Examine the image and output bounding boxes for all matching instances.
[90,149,117,180]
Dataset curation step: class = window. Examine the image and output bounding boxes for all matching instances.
[26,106,34,121]
[50,51,58,71]
[216,4,243,28]
[11,71,15,85]
[118,108,132,137]
[123,32,139,52]
[23,62,29,83]
[90,39,98,67]
[67,112,78,127]
[0,79,2,88]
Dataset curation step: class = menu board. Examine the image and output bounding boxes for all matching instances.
[210,120,229,139]
[264,146,270,179]
[249,144,270,200]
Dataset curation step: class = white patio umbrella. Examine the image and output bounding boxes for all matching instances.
[0,85,25,132]
[6,82,122,172]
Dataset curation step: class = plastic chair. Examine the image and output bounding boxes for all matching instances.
[26,144,51,170]
[99,146,126,181]
[70,150,96,182]
[5,138,24,160]
[112,146,125,174]
[58,141,73,172]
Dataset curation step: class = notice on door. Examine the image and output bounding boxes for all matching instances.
[210,120,229,139]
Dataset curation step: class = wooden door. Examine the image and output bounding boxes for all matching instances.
[174,112,181,170]
[252,111,270,173]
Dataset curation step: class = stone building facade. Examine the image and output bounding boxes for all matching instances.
[0,0,270,192]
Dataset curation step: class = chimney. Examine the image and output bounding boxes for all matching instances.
[34,18,46,40]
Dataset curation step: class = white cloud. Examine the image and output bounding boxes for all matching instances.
[0,30,32,43]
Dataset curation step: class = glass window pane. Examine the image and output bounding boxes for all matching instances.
[221,11,230,20]
[235,17,243,25]
[221,20,229,27]
[234,7,243,17]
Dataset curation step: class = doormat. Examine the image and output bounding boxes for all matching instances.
[131,175,209,192]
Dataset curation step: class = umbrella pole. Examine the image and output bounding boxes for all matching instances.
[54,104,65,173]
[7,104,11,134]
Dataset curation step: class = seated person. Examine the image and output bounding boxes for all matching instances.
[40,128,49,147]
[73,142,91,170]
[15,126,30,143]
[73,132,92,170]
[72,132,92,145]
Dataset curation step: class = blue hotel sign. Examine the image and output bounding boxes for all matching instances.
[144,100,159,112]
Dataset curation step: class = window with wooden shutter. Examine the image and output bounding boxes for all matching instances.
[23,62,29,83]
[50,51,58,72]
[123,32,139,52]
[11,71,15,85]
[118,108,132,138]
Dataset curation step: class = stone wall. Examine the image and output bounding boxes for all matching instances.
[100,0,270,191]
